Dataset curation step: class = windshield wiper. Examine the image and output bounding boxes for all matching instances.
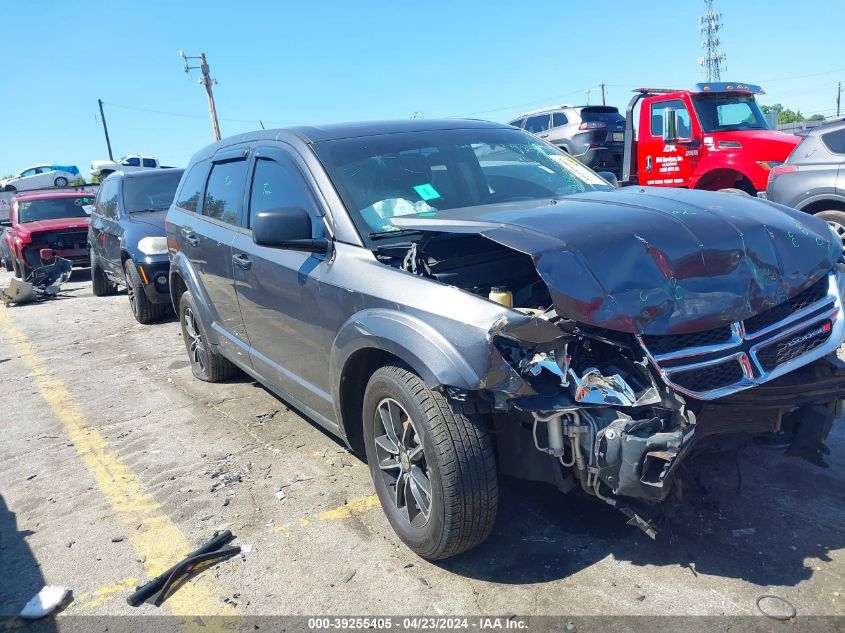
[130,208,168,213]
[368,228,425,241]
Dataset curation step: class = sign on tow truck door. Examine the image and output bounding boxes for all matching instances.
[639,98,699,187]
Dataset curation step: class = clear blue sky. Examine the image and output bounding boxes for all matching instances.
[2,0,843,178]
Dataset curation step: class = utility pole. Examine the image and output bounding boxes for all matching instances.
[698,0,726,82]
[97,99,113,161]
[600,83,606,106]
[837,81,841,118]
[180,51,221,141]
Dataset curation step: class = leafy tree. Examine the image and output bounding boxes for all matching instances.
[760,103,807,124]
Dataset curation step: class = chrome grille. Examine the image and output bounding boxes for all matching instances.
[638,272,843,400]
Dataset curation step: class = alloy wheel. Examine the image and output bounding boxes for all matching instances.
[828,220,845,249]
[373,397,433,527]
[183,307,208,372]
[126,273,137,315]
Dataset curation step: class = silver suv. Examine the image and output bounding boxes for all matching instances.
[766,118,845,248]
[510,105,626,175]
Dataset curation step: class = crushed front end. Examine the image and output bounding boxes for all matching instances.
[484,266,845,536]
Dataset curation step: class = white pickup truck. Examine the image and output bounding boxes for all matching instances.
[90,155,170,179]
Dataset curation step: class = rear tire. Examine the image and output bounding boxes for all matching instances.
[54,177,68,188]
[90,251,117,296]
[3,185,16,193]
[363,363,498,560]
[124,259,167,324]
[12,256,23,279]
[2,253,12,272]
[817,210,845,249]
[179,290,237,382]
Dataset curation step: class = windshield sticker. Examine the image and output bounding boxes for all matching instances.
[413,183,441,201]
[548,154,608,186]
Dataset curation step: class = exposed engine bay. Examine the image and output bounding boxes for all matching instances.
[378,230,845,536]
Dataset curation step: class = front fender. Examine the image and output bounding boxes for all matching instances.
[330,308,486,401]
[168,250,221,347]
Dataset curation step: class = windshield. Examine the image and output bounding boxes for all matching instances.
[17,197,92,223]
[312,127,612,242]
[122,171,183,213]
[691,93,769,132]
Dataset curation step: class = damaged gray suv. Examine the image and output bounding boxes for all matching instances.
[167,119,845,559]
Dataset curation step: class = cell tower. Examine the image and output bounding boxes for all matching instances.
[698,0,726,82]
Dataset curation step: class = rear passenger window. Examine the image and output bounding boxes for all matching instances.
[175,162,209,212]
[142,158,157,168]
[248,156,319,230]
[525,115,550,133]
[203,159,247,225]
[822,129,845,155]
[552,112,568,127]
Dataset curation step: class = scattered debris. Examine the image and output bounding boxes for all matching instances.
[111,536,124,543]
[240,544,253,553]
[127,530,241,607]
[755,594,797,621]
[731,528,756,537]
[636,595,646,602]
[418,577,429,587]
[275,490,286,502]
[321,448,329,458]
[66,541,75,549]
[222,498,230,507]
[256,410,279,424]
[26,474,37,481]
[342,569,357,583]
[20,586,71,619]
[150,450,161,455]
[2,257,72,306]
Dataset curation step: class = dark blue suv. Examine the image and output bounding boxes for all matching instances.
[88,169,183,323]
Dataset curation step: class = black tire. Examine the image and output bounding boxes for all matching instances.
[817,210,845,249]
[2,253,12,272]
[178,290,236,382]
[90,251,117,296]
[363,363,498,560]
[54,177,68,188]
[12,256,23,279]
[3,185,16,193]
[124,259,167,324]
[719,187,751,195]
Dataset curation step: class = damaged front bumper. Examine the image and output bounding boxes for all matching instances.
[472,269,845,537]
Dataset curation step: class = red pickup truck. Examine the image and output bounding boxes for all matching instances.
[1,191,93,278]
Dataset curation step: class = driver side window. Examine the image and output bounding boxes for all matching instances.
[248,155,321,235]
[650,100,692,138]
[124,157,141,167]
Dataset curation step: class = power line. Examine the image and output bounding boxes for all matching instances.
[447,87,595,118]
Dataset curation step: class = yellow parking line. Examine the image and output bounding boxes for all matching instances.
[318,495,380,520]
[0,308,234,618]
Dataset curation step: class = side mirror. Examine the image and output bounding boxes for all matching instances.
[662,108,678,142]
[597,171,619,188]
[253,207,329,254]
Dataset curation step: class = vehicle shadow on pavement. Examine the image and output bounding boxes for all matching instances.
[0,494,60,628]
[438,440,845,589]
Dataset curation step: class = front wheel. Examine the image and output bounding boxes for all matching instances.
[124,259,168,324]
[718,187,751,195]
[817,210,845,249]
[54,177,68,188]
[363,363,498,560]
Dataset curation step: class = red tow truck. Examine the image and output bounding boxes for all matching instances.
[620,82,800,195]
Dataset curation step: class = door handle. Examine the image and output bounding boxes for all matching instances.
[232,253,252,270]
[646,156,653,173]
